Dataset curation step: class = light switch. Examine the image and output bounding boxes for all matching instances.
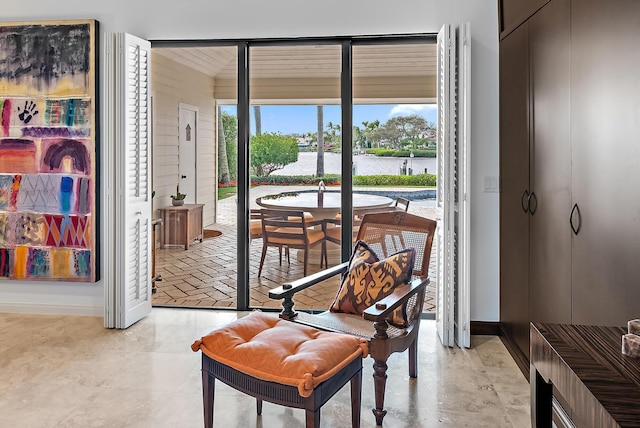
[484,176,499,193]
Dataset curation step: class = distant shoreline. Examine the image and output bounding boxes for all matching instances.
[278,151,437,176]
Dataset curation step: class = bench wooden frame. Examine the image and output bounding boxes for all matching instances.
[200,352,363,428]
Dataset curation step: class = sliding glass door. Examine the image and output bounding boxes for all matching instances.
[150,35,437,313]
[247,44,343,311]
[351,41,437,313]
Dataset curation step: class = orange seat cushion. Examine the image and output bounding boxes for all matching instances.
[191,312,367,397]
[325,226,341,241]
[325,225,358,242]
[269,228,324,245]
[249,220,262,235]
[250,221,276,236]
[288,212,314,222]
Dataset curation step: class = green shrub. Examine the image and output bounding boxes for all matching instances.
[353,173,436,187]
[393,149,436,158]
[250,174,340,186]
[365,148,395,157]
[250,133,299,176]
[248,173,435,187]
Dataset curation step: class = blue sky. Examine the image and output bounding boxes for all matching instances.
[221,104,437,135]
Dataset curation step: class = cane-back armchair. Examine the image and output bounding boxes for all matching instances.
[269,211,436,425]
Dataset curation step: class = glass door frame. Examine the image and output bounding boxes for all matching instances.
[152,34,436,311]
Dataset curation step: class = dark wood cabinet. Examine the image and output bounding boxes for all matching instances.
[528,0,571,326]
[499,0,640,374]
[500,0,571,367]
[498,0,549,37]
[499,21,531,362]
[570,0,640,326]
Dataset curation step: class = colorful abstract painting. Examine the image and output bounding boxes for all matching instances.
[0,20,97,281]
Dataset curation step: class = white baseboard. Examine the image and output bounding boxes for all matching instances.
[0,302,103,317]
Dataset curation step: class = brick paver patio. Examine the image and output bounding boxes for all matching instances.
[153,185,437,313]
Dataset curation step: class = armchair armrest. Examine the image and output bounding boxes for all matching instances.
[269,262,348,300]
[363,277,430,322]
[269,262,349,320]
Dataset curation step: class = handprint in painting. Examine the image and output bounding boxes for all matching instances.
[17,100,39,124]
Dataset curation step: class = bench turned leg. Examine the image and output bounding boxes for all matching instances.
[372,359,388,426]
[351,369,363,428]
[202,372,215,428]
[305,408,320,428]
[256,398,263,415]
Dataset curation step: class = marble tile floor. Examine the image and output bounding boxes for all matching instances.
[0,308,530,427]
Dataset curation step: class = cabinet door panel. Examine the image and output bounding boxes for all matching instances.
[529,0,572,324]
[572,0,640,325]
[499,23,530,359]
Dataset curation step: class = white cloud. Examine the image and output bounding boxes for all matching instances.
[389,104,437,117]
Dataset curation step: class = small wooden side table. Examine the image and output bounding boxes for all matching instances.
[159,204,204,250]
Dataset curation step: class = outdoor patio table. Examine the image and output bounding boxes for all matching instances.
[256,191,393,220]
[256,191,394,264]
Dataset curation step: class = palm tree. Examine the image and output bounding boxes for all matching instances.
[217,106,230,184]
[316,105,325,177]
[362,120,381,148]
[325,121,342,149]
[253,105,262,136]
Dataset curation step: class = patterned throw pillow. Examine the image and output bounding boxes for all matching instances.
[329,240,416,328]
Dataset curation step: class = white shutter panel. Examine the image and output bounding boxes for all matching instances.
[436,24,455,347]
[437,24,471,348]
[455,23,471,349]
[112,33,152,328]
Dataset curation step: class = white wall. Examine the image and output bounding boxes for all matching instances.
[151,53,217,227]
[0,0,499,321]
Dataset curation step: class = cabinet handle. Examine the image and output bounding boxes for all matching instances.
[529,192,538,215]
[521,190,530,213]
[570,203,581,235]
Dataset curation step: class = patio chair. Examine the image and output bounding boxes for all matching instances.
[249,209,263,244]
[393,197,410,212]
[258,209,327,277]
[269,211,436,426]
[323,208,369,247]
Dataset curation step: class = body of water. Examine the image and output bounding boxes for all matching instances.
[277,152,438,177]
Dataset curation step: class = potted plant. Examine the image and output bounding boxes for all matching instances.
[171,185,187,206]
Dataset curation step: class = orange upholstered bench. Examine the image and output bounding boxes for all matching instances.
[191,311,367,428]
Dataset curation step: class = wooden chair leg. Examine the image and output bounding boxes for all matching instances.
[321,241,327,268]
[303,245,308,276]
[372,359,388,426]
[256,398,262,415]
[202,371,215,428]
[258,244,268,277]
[409,338,418,378]
[351,369,362,428]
